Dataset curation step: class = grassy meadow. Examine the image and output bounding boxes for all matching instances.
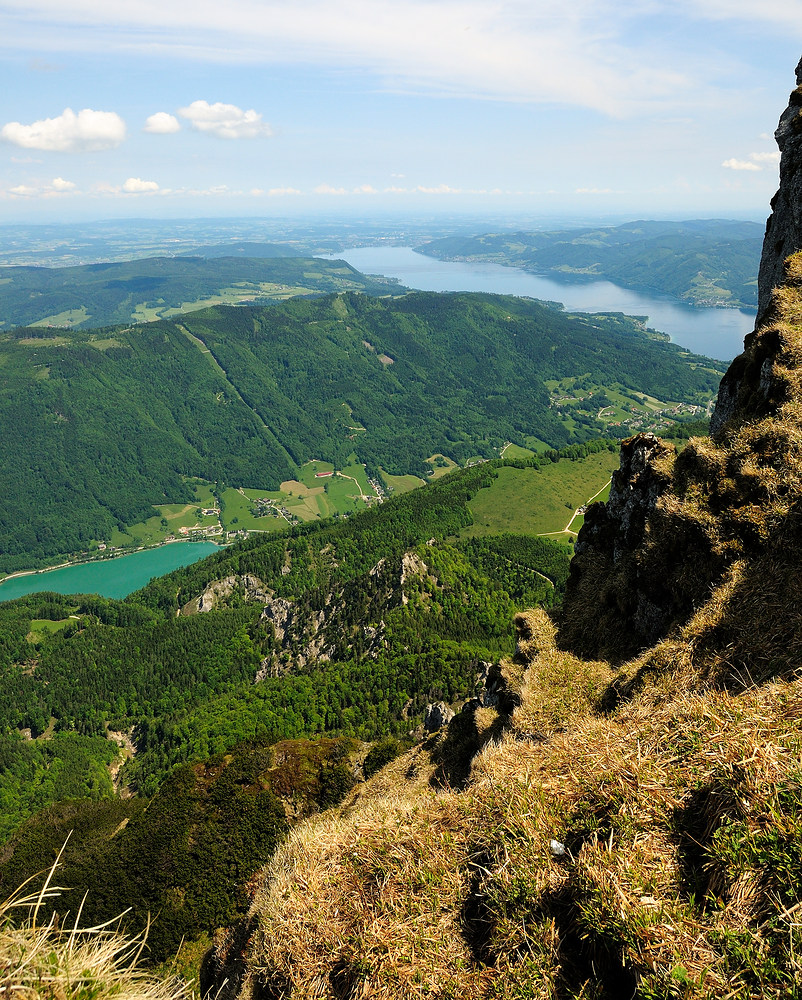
[460,450,619,540]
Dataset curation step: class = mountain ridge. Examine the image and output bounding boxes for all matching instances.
[191,58,802,999]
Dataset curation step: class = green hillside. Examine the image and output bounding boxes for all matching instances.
[420,219,762,308]
[0,452,584,963]
[0,446,618,838]
[0,291,722,573]
[0,255,401,330]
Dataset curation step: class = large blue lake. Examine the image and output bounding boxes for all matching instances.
[0,541,221,603]
[323,246,756,363]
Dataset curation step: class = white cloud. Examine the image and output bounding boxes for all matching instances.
[0,1,733,116]
[144,111,181,134]
[683,0,802,31]
[0,108,125,152]
[8,184,37,196]
[51,176,76,191]
[750,150,781,163]
[314,183,348,195]
[123,176,160,193]
[722,158,761,171]
[178,100,271,139]
[575,187,616,194]
[353,184,377,194]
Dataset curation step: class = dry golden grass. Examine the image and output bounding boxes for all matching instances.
[228,593,802,999]
[0,853,189,1000]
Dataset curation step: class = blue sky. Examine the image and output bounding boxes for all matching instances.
[1,0,802,223]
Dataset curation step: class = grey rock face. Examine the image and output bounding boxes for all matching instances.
[711,59,802,436]
[758,58,802,324]
[182,574,269,614]
[574,433,673,567]
[423,701,455,733]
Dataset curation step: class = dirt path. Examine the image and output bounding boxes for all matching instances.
[537,477,612,540]
[336,471,375,502]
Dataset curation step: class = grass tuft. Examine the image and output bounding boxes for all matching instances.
[1,854,189,1000]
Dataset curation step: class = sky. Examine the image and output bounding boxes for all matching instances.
[1,1,802,224]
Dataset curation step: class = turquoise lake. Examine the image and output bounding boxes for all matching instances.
[0,542,221,603]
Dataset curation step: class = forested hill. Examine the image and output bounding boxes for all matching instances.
[419,218,762,308]
[0,255,402,330]
[0,291,722,572]
[0,455,530,964]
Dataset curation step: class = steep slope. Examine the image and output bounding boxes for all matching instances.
[204,61,802,999]
[214,609,802,999]
[0,291,720,573]
[559,55,802,670]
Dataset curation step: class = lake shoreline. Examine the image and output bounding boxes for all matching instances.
[0,539,224,603]
[0,538,225,585]
[319,246,756,362]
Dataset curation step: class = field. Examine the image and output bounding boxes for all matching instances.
[30,307,90,328]
[460,450,619,540]
[380,470,426,494]
[27,618,76,643]
[108,460,384,548]
[110,483,223,547]
[425,454,460,479]
[100,449,620,553]
[500,443,535,460]
[129,282,318,323]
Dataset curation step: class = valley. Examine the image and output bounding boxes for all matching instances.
[0,446,623,601]
[0,289,723,576]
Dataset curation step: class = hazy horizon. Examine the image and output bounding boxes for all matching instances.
[2,2,802,224]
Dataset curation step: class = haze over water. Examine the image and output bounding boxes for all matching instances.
[323,247,755,363]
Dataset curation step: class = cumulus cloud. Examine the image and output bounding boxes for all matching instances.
[722,158,762,171]
[8,184,37,196]
[314,183,348,195]
[123,177,160,193]
[51,176,76,191]
[0,108,125,152]
[178,101,271,139]
[144,112,180,134]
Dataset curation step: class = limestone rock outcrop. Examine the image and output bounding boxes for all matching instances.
[561,62,802,666]
[180,574,269,614]
[758,57,802,324]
